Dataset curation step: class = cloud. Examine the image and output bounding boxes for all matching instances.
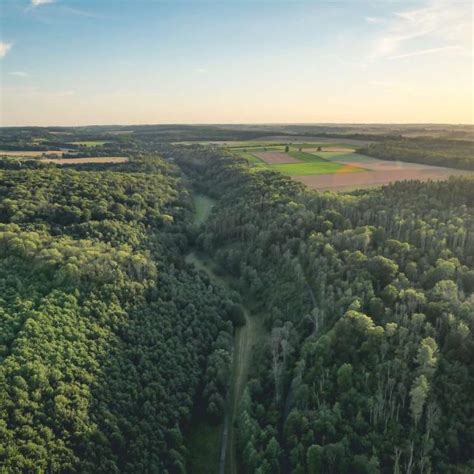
[372,0,472,60]
[0,42,13,58]
[389,45,467,60]
[31,0,55,6]
[9,71,29,77]
[365,17,384,24]
[60,6,105,18]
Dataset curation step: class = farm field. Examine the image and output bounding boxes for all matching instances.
[232,146,368,176]
[295,167,469,191]
[316,152,460,171]
[41,156,128,165]
[0,150,65,157]
[272,161,362,176]
[230,143,470,191]
[253,151,300,164]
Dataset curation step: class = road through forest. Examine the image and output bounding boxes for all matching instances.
[185,194,263,474]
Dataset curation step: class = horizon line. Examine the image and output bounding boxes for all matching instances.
[1,121,473,129]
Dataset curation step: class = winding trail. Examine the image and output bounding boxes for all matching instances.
[185,194,264,474]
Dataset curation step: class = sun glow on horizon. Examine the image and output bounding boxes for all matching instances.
[0,0,472,126]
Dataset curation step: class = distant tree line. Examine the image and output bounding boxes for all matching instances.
[359,137,474,170]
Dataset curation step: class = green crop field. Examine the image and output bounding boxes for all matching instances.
[272,161,362,176]
[238,151,266,164]
[232,146,367,176]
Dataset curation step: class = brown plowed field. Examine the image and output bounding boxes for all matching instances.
[253,151,299,164]
[294,168,468,191]
[41,157,129,165]
[0,150,66,157]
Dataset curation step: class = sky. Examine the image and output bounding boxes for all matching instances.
[0,0,472,126]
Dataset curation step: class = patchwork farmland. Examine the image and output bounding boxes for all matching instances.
[230,142,471,191]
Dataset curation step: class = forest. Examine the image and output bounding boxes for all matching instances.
[0,127,473,473]
[0,156,240,472]
[359,138,474,170]
[174,145,474,473]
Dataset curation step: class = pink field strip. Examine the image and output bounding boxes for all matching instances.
[294,168,468,191]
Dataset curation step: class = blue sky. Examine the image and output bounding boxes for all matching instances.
[0,0,472,125]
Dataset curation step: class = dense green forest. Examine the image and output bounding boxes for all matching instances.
[0,126,473,473]
[359,138,474,170]
[175,146,474,473]
[0,157,240,472]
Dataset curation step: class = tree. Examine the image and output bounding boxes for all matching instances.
[367,256,399,288]
[307,445,323,474]
[337,363,353,391]
[228,303,246,327]
[410,375,429,425]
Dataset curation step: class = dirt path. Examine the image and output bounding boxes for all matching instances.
[186,194,263,474]
[227,306,262,474]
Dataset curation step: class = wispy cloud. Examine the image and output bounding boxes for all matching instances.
[371,0,472,60]
[31,0,55,7]
[9,71,29,77]
[0,42,13,59]
[27,2,107,19]
[389,45,467,60]
[60,6,105,18]
[365,16,384,24]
